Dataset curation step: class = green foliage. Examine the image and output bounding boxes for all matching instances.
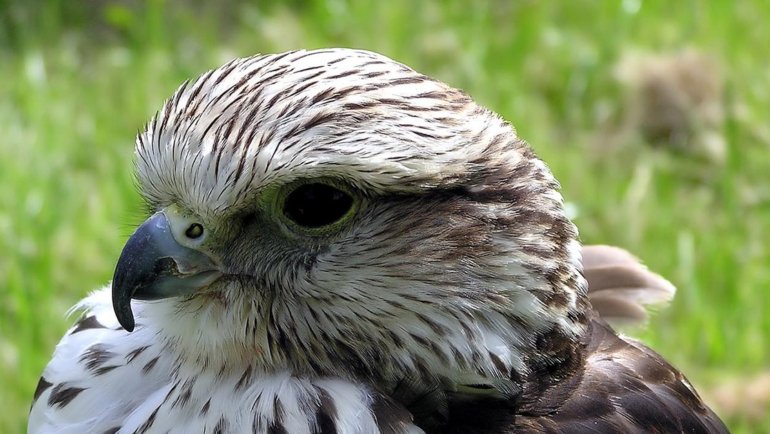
[1,1,767,432]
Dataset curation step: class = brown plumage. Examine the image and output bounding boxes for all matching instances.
[400,245,724,433]
[438,318,727,433]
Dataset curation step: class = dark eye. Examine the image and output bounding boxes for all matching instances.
[185,223,204,239]
[283,183,354,228]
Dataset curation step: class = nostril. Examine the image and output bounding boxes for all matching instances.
[185,223,204,239]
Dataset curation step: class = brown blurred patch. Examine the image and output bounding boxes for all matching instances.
[614,49,726,163]
[701,371,770,422]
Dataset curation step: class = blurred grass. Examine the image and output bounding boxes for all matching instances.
[1,0,768,432]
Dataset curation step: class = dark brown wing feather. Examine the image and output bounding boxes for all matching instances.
[368,391,420,434]
[434,319,728,434]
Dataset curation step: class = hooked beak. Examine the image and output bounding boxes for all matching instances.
[112,211,222,332]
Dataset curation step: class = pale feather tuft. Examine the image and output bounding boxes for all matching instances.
[583,244,676,326]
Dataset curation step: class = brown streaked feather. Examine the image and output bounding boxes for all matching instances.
[516,319,728,433]
[404,246,692,431]
[583,245,676,326]
[436,319,729,433]
[370,392,423,434]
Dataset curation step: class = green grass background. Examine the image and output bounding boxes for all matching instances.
[2,0,768,432]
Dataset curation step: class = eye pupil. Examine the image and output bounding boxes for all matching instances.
[185,223,204,239]
[284,183,354,228]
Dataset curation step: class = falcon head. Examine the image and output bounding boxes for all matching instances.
[113,49,588,399]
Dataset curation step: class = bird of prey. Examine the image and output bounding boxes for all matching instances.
[29,49,727,433]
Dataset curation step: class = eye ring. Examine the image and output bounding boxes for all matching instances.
[278,180,359,233]
[185,223,204,239]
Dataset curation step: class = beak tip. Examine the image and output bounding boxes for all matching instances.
[112,281,137,332]
[115,309,136,332]
[114,305,136,332]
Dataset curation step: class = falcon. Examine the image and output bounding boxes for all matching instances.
[29,49,728,433]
